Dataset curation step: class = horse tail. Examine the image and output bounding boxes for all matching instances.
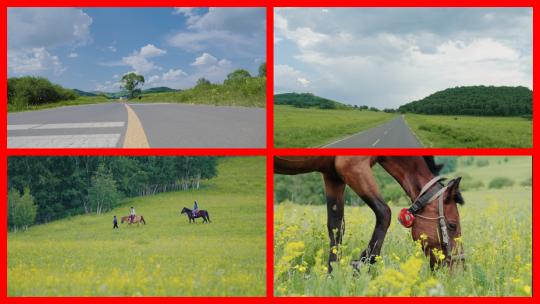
[141,216,146,224]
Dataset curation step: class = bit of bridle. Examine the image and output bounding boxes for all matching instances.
[401,176,465,263]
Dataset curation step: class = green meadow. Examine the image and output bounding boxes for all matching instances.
[404,114,532,148]
[275,157,531,296]
[8,157,266,296]
[274,105,396,148]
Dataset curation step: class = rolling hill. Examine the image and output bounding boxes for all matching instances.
[398,86,532,116]
[274,93,351,109]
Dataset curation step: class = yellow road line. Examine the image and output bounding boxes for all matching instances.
[123,103,150,148]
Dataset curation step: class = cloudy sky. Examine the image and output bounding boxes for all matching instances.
[275,8,532,108]
[8,8,266,92]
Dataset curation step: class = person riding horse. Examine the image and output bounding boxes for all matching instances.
[129,206,136,224]
[193,201,199,217]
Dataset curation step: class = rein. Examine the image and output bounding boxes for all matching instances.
[398,176,464,263]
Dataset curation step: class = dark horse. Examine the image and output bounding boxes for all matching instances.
[181,207,211,223]
[275,156,465,271]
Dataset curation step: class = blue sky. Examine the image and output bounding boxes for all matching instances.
[8,8,266,92]
[275,8,532,108]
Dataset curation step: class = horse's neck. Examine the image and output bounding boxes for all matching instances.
[379,157,435,201]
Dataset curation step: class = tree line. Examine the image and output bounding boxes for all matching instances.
[8,157,218,229]
[398,86,532,117]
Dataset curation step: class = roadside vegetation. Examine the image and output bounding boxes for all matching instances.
[274,105,395,147]
[404,114,532,148]
[8,63,266,112]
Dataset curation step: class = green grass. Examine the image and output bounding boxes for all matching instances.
[274,105,396,147]
[8,96,112,113]
[133,78,265,108]
[8,157,266,296]
[274,157,531,296]
[404,114,532,148]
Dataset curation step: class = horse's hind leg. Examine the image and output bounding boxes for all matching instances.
[323,173,346,273]
[337,162,391,267]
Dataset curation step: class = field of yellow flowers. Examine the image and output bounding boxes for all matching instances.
[275,157,531,296]
[8,157,266,296]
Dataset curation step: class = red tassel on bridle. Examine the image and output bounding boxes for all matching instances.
[398,208,415,228]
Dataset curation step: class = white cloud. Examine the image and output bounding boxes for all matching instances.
[108,45,117,52]
[275,8,532,107]
[121,44,167,74]
[95,80,122,92]
[113,74,119,78]
[144,68,188,88]
[8,8,93,76]
[191,52,218,66]
[274,64,311,93]
[168,8,265,55]
[139,44,167,57]
[8,48,65,75]
[162,68,187,81]
[8,8,92,49]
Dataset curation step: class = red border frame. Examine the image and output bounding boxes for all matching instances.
[2,3,537,303]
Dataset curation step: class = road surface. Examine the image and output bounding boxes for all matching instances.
[323,115,423,148]
[8,103,266,148]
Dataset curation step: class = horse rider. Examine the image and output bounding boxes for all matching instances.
[193,201,199,217]
[130,206,136,223]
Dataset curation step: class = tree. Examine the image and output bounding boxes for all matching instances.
[258,63,266,77]
[196,78,211,87]
[87,163,119,214]
[225,69,251,84]
[120,73,145,99]
[8,187,37,231]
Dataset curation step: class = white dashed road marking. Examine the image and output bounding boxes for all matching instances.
[8,134,121,148]
[372,138,380,146]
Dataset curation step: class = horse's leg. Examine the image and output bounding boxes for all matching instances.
[323,173,346,273]
[338,163,391,266]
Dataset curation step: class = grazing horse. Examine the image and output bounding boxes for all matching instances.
[274,156,464,271]
[120,215,146,225]
[181,207,211,223]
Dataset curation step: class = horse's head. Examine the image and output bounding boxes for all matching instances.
[409,177,464,268]
[121,218,125,224]
[181,208,187,214]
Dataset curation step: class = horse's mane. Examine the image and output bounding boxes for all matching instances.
[423,156,464,205]
[423,156,443,176]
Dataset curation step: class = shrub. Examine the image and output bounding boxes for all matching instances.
[8,76,78,109]
[520,177,532,187]
[476,159,490,167]
[488,177,515,189]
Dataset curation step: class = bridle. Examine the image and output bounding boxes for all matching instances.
[400,176,465,264]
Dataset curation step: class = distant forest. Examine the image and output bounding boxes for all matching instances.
[398,86,532,116]
[274,93,349,109]
[8,157,218,224]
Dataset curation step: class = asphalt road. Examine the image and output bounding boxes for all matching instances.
[8,103,266,148]
[323,115,423,148]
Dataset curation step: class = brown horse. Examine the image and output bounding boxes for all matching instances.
[120,215,146,225]
[274,156,464,271]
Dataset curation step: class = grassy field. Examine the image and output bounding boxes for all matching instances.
[274,105,396,147]
[404,114,532,148]
[274,157,531,296]
[135,78,265,108]
[8,96,111,113]
[8,157,266,296]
